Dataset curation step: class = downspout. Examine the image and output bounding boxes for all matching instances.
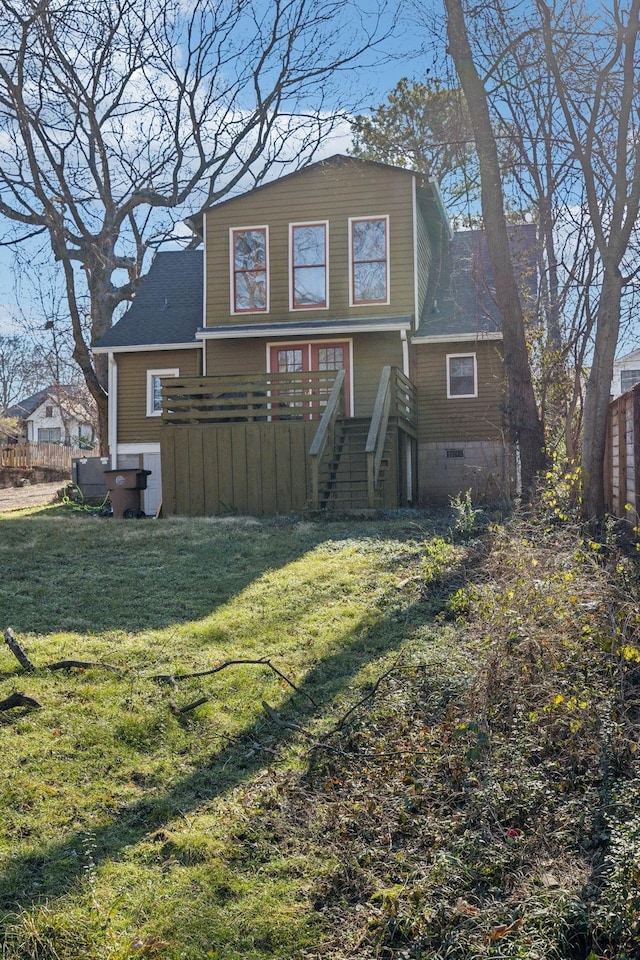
[108,353,118,468]
[401,329,413,503]
[202,213,208,376]
[412,176,419,332]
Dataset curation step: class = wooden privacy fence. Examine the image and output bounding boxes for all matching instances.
[0,442,83,472]
[160,372,341,516]
[606,384,640,521]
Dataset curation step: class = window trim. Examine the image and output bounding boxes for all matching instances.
[446,353,478,399]
[289,220,329,311]
[266,338,354,417]
[230,225,269,315]
[146,368,179,417]
[348,215,390,306]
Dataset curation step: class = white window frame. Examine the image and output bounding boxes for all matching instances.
[146,368,179,417]
[289,221,329,311]
[446,353,478,399]
[230,225,269,315]
[348,214,390,307]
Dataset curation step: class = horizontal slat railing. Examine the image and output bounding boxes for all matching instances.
[392,368,418,434]
[162,372,340,425]
[0,442,83,471]
[309,369,346,509]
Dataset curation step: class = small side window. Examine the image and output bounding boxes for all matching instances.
[447,354,477,399]
[146,369,179,417]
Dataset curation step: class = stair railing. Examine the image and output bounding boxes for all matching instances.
[308,369,346,509]
[366,365,392,508]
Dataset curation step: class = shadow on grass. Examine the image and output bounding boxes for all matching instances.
[0,581,455,918]
[0,512,438,635]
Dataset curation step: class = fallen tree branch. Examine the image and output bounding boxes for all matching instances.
[153,658,318,708]
[47,660,120,672]
[169,696,209,716]
[4,628,36,672]
[0,691,42,711]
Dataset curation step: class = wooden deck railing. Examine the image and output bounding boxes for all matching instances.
[0,442,84,471]
[366,367,417,508]
[308,370,346,509]
[162,372,340,424]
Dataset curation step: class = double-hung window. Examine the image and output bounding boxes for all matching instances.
[231,227,268,314]
[447,354,478,399]
[349,216,389,305]
[147,368,179,417]
[290,222,328,309]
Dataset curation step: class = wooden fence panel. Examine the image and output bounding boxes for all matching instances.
[0,442,84,471]
[161,421,317,517]
[607,386,640,521]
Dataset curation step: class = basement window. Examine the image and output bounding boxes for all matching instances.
[446,449,464,459]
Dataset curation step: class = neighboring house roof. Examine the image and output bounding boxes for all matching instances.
[414,224,538,341]
[8,384,97,425]
[6,388,52,420]
[614,347,640,365]
[94,250,203,351]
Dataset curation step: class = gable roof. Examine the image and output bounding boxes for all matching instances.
[413,224,538,341]
[93,250,203,351]
[6,384,95,422]
[614,347,640,365]
[187,154,450,238]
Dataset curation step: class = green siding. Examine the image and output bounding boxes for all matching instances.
[413,341,506,443]
[116,349,201,443]
[204,162,416,328]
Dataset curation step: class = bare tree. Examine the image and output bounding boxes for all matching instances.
[0,0,387,448]
[536,0,640,517]
[0,335,42,409]
[444,0,546,497]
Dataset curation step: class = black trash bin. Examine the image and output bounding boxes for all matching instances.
[103,468,151,519]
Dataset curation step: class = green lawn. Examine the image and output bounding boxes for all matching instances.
[0,505,638,959]
[0,508,460,959]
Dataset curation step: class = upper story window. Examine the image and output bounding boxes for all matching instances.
[146,368,179,417]
[447,353,478,399]
[231,226,268,314]
[349,215,389,305]
[45,405,53,418]
[290,222,328,309]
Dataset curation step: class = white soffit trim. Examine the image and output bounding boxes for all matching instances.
[92,342,199,354]
[198,321,412,340]
[117,442,161,454]
[411,331,503,344]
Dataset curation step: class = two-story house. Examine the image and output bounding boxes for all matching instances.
[94,155,536,517]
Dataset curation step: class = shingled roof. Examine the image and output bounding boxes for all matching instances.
[94,250,203,350]
[414,223,538,340]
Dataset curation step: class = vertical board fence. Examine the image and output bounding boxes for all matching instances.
[0,442,82,472]
[606,385,640,521]
[161,421,319,517]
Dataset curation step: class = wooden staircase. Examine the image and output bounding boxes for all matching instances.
[318,417,388,512]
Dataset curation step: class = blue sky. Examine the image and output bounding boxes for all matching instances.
[0,2,431,336]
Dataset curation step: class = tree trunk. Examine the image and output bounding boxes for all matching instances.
[444,0,546,497]
[581,266,623,518]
